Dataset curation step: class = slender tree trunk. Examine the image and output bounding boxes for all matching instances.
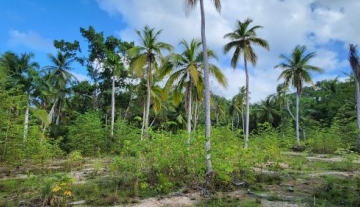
[244,57,250,149]
[241,110,245,140]
[124,94,133,120]
[231,116,234,131]
[55,101,61,126]
[144,61,152,139]
[186,81,192,150]
[355,79,360,150]
[141,102,146,140]
[200,0,212,174]
[149,118,156,128]
[296,93,300,146]
[193,100,199,132]
[236,112,240,128]
[23,100,29,141]
[110,76,115,138]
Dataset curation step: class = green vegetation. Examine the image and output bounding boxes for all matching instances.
[1,1,360,206]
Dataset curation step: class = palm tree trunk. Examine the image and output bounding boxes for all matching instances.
[186,82,192,150]
[45,99,57,133]
[296,93,300,146]
[231,116,234,131]
[141,101,146,140]
[244,57,250,149]
[241,110,245,140]
[200,0,213,174]
[355,79,360,150]
[144,62,152,139]
[110,76,115,138]
[55,101,61,126]
[23,100,29,141]
[124,94,133,120]
[236,112,239,128]
[192,100,199,133]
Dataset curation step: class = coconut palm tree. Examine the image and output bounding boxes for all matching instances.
[162,39,227,147]
[230,86,246,134]
[105,52,124,138]
[223,18,269,148]
[256,95,280,126]
[127,26,173,139]
[184,0,221,175]
[43,51,78,125]
[0,52,40,141]
[349,44,360,151]
[275,45,323,147]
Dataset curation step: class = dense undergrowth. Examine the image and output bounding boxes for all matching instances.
[0,121,359,206]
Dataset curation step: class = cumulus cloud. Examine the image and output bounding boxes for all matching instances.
[96,0,358,102]
[8,29,53,52]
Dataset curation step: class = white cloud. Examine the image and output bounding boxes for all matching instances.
[73,72,90,82]
[96,0,358,102]
[8,29,53,52]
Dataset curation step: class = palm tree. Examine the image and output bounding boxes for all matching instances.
[223,18,269,148]
[184,0,221,175]
[127,26,173,139]
[0,52,40,141]
[163,39,227,147]
[349,44,360,151]
[275,45,323,147]
[231,86,246,134]
[256,95,280,126]
[43,51,78,125]
[105,52,124,139]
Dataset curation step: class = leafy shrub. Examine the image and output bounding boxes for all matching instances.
[68,111,106,156]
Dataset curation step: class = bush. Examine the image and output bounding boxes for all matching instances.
[68,111,106,156]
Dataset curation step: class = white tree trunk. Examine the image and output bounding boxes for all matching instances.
[44,99,57,133]
[200,0,212,174]
[186,82,192,150]
[296,93,301,146]
[144,62,152,139]
[355,79,360,150]
[56,102,61,126]
[244,58,250,149]
[23,100,29,141]
[110,76,115,138]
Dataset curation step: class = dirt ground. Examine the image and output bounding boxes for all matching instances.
[2,152,360,207]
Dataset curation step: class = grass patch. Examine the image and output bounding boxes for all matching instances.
[196,196,261,207]
[314,176,360,206]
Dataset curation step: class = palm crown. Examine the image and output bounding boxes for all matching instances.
[275,45,324,95]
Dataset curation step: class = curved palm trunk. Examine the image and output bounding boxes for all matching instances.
[295,93,300,146]
[244,57,250,149]
[110,76,115,138]
[200,0,213,174]
[186,81,192,150]
[355,79,360,150]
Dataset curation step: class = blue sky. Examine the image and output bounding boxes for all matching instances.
[0,0,126,81]
[1,0,359,102]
